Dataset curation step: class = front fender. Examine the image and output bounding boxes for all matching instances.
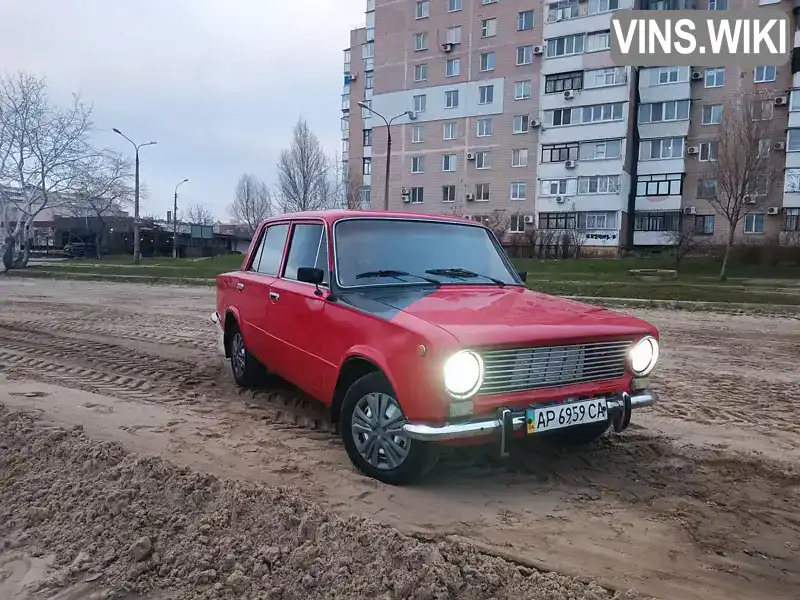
[341,345,400,395]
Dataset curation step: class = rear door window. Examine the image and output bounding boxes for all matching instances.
[256,224,290,276]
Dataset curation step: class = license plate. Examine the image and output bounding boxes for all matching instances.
[526,398,608,434]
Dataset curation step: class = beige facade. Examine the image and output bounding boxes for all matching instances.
[342,0,800,251]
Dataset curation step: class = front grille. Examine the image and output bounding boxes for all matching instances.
[478,340,631,396]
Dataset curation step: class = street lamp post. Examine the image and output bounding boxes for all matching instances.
[113,128,157,264]
[173,178,189,258]
[358,103,411,211]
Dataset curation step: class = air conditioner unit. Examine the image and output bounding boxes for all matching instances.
[530,118,541,128]
[564,90,576,99]
[691,71,703,80]
[774,96,788,106]
[687,146,699,155]
[767,206,780,215]
[532,45,544,55]
[524,215,534,224]
[349,73,358,82]
[774,141,786,151]
[745,196,756,205]
[441,42,454,53]
[408,111,418,120]
[556,196,566,204]
[402,196,411,203]
[466,152,476,160]
[465,193,475,201]
[564,159,577,168]
[401,187,408,195]
[683,206,696,215]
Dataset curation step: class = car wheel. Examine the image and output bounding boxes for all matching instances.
[228,323,264,388]
[551,420,610,446]
[340,372,438,485]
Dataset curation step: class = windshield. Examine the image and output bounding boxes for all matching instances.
[334,218,520,287]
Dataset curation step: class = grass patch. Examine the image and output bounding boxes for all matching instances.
[28,254,244,279]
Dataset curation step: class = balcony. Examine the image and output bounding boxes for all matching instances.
[640,0,696,9]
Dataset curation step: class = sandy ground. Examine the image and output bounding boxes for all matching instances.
[0,278,798,600]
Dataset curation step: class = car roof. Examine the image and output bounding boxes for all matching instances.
[259,209,482,228]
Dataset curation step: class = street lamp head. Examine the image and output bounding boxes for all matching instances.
[182,178,189,184]
[357,101,367,108]
[112,128,122,135]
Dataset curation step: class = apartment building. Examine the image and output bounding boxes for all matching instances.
[342,0,800,253]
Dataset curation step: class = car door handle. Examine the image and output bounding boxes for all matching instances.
[269,292,280,302]
[236,283,244,291]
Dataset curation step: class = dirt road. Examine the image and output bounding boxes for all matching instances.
[1,278,798,600]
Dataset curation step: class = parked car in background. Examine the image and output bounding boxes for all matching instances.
[212,211,661,485]
[63,242,98,259]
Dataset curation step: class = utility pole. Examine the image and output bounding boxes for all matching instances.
[173,178,188,258]
[357,103,411,211]
[113,128,157,264]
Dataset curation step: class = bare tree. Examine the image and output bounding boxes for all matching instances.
[483,208,511,243]
[0,72,96,268]
[697,90,784,280]
[275,119,335,213]
[666,215,711,267]
[228,173,272,235]
[563,228,588,258]
[186,203,214,225]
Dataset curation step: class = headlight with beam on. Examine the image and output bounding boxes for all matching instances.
[628,336,659,376]
[443,350,484,399]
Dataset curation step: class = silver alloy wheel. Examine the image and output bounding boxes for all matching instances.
[231,332,246,379]
[351,392,411,470]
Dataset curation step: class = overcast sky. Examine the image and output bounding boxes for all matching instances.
[0,0,364,221]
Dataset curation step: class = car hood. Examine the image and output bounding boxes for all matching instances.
[346,285,656,347]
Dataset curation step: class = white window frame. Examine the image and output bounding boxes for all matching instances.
[442,154,457,172]
[479,85,494,104]
[413,63,427,82]
[577,175,620,194]
[791,90,800,112]
[639,137,685,160]
[785,168,800,192]
[475,183,490,201]
[481,18,497,37]
[517,45,534,65]
[579,139,621,160]
[638,100,690,124]
[705,68,725,88]
[445,89,459,108]
[510,215,526,234]
[475,152,491,169]
[584,67,626,88]
[447,0,462,12]
[699,141,718,162]
[513,115,530,134]
[445,58,460,77]
[446,26,461,44]
[479,52,495,72]
[702,104,723,125]
[476,118,492,137]
[754,66,776,83]
[411,156,424,173]
[518,10,534,31]
[442,185,456,203]
[540,179,577,196]
[585,31,611,52]
[510,182,527,200]
[515,80,532,100]
[409,187,424,204]
[588,0,619,14]
[413,33,427,51]
[415,0,429,19]
[546,33,584,58]
[744,213,765,234]
[412,124,425,143]
[413,94,427,113]
[650,66,689,85]
[443,121,457,140]
[788,129,800,152]
[511,148,528,167]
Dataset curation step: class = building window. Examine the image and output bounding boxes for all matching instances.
[785,168,800,191]
[412,124,425,143]
[365,72,373,89]
[540,178,577,196]
[479,52,495,71]
[588,0,619,14]
[413,94,427,112]
[511,149,528,167]
[363,129,372,146]
[513,115,530,133]
[634,211,680,232]
[547,0,579,22]
[649,66,689,85]
[579,139,621,160]
[748,176,768,196]
[705,67,725,87]
[447,0,462,11]
[758,138,772,157]
[791,91,800,112]
[445,90,459,108]
[414,63,427,82]
[515,80,532,99]
[586,31,611,52]
[510,215,526,234]
[363,158,371,175]
[475,183,490,201]
[578,175,620,194]
[415,0,429,19]
[635,173,683,196]
[442,154,457,172]
[409,187,424,203]
[411,156,424,173]
[578,211,617,229]
[362,42,374,58]
[477,118,492,137]
[413,33,427,51]
[788,129,800,151]
[639,137,684,160]
[546,102,624,126]
[784,208,800,231]
[754,66,776,83]
[481,18,497,37]
[694,214,715,234]
[446,26,462,44]
[517,45,533,65]
[361,100,372,119]
[479,85,494,104]
[445,58,460,77]
[699,142,717,161]
[518,10,534,31]
[542,142,579,163]
[540,212,577,229]
[696,178,717,198]
[702,104,723,125]
[511,182,527,200]
[709,0,727,9]
[546,33,584,58]
[744,213,765,234]
[584,67,626,88]
[475,151,491,169]
[545,71,583,93]
[443,121,457,140]
[638,100,690,124]
[442,185,456,202]
[754,100,774,121]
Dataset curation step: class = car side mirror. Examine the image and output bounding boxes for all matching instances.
[297,267,325,291]
[517,270,528,282]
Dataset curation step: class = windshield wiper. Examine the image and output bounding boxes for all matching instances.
[355,270,441,287]
[425,268,506,288]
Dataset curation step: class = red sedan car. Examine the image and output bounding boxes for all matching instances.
[212,210,660,485]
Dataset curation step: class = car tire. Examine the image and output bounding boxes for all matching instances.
[227,322,265,388]
[340,371,438,486]
[551,420,610,446]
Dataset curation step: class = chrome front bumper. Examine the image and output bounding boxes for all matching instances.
[402,390,657,451]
